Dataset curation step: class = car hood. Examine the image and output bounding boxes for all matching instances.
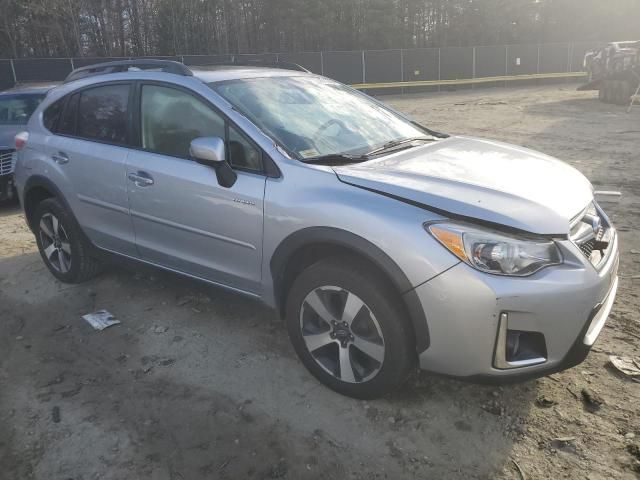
[334,136,593,235]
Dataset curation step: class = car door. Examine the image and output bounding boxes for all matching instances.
[126,82,266,294]
[44,82,137,256]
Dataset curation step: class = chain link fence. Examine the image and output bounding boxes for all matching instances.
[0,42,601,92]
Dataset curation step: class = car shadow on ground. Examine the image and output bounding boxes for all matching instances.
[0,200,20,217]
[0,250,537,479]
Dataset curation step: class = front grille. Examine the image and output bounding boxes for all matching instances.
[0,149,15,176]
[570,202,613,268]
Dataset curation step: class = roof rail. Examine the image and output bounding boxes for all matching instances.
[189,57,311,73]
[64,59,193,83]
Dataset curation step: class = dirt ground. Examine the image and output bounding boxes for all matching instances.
[1,84,639,480]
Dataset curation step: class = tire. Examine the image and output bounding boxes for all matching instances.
[611,81,623,105]
[603,81,614,103]
[619,81,631,106]
[34,197,102,283]
[598,86,606,102]
[285,256,415,399]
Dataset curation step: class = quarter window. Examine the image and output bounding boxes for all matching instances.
[141,85,225,158]
[58,93,79,135]
[43,99,63,131]
[77,84,130,144]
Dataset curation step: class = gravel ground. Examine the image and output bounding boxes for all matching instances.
[1,84,639,480]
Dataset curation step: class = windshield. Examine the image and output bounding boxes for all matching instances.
[0,93,45,126]
[212,76,427,160]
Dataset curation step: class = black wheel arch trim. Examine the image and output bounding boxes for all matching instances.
[23,175,83,234]
[270,226,430,353]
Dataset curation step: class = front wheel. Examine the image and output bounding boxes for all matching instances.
[285,257,415,399]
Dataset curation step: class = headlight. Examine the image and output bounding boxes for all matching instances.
[426,222,562,276]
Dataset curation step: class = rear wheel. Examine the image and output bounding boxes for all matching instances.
[34,198,102,283]
[285,257,415,399]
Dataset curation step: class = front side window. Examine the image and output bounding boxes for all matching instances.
[77,84,130,144]
[212,76,426,160]
[141,85,225,158]
[0,93,45,126]
[228,124,262,171]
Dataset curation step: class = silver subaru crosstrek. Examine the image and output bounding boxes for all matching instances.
[14,60,619,399]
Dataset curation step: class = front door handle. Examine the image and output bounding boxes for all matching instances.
[128,171,154,187]
[51,152,69,165]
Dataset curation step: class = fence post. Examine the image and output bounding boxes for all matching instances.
[9,59,17,84]
[362,51,366,83]
[537,44,541,74]
[438,48,441,92]
[320,51,324,76]
[400,48,404,95]
[504,45,509,88]
[472,46,476,90]
[69,58,75,70]
[566,43,572,84]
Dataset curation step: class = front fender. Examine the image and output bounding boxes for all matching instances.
[270,226,433,352]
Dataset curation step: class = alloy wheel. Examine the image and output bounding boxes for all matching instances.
[299,286,385,383]
[39,213,72,273]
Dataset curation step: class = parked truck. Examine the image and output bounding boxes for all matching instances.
[579,41,640,105]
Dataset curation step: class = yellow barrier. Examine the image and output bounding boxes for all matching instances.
[351,71,588,90]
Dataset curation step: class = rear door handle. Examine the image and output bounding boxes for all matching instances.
[128,171,154,187]
[51,152,69,165]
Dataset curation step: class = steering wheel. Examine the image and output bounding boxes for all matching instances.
[312,119,348,145]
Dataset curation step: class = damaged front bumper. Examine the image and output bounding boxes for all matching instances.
[411,232,619,382]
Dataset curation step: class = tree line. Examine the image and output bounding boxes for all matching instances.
[1,0,638,59]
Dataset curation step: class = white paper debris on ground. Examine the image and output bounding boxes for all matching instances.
[82,310,121,331]
[609,355,640,381]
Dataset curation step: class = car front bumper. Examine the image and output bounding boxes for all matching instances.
[409,232,619,381]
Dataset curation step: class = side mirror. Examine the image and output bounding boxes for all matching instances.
[190,137,237,188]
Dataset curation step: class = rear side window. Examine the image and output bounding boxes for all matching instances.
[43,99,63,131]
[77,84,130,145]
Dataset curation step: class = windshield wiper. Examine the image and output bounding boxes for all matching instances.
[302,153,369,165]
[365,136,435,157]
[411,121,450,139]
[302,136,435,165]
